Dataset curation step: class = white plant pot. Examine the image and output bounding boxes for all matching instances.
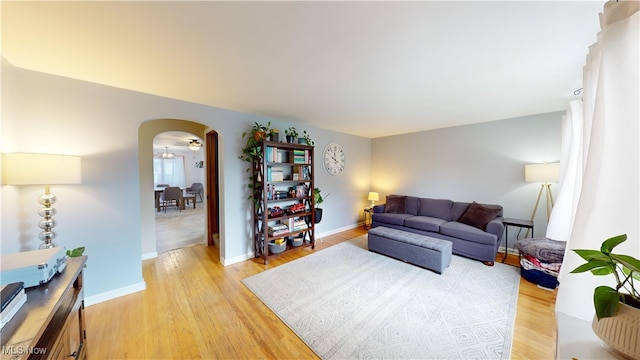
[591,300,640,359]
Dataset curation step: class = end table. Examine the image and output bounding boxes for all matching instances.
[503,218,534,263]
[363,207,373,229]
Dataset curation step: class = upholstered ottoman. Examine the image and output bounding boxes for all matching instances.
[368,226,452,274]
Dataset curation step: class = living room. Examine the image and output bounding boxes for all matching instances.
[2,1,638,359]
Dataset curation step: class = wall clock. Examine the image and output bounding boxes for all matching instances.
[323,143,346,176]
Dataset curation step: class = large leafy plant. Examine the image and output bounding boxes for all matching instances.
[313,188,329,208]
[239,122,274,202]
[571,234,640,319]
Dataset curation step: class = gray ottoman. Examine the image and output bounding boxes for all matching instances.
[368,226,452,274]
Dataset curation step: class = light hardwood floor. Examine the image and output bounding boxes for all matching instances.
[85,228,557,359]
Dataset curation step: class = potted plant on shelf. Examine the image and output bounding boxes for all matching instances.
[570,233,640,359]
[313,188,329,223]
[239,122,273,202]
[285,127,298,143]
[300,130,314,146]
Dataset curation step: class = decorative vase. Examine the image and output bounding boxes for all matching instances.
[591,298,640,359]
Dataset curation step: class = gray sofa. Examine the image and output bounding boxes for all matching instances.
[371,195,504,265]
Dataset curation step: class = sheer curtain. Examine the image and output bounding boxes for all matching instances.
[154,156,187,189]
[553,0,639,321]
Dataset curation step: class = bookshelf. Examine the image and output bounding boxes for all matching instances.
[252,141,315,264]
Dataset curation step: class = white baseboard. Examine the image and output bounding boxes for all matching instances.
[141,251,158,260]
[84,281,146,307]
[222,223,363,265]
[222,252,254,266]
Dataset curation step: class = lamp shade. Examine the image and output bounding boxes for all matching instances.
[524,162,560,183]
[3,153,82,185]
[368,192,380,202]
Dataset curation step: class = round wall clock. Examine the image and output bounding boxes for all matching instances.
[323,143,346,176]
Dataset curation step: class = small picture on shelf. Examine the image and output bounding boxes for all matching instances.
[296,184,308,197]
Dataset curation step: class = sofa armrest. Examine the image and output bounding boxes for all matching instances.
[486,216,504,240]
[373,204,385,213]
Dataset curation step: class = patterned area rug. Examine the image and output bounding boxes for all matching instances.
[242,235,520,359]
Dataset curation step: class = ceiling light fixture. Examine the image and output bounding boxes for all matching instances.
[189,139,202,151]
[161,147,175,159]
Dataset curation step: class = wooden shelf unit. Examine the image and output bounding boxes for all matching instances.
[252,141,315,264]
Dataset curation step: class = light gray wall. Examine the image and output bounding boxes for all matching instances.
[371,112,562,248]
[0,60,370,301]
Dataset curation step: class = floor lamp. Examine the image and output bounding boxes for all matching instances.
[524,162,560,237]
[3,153,82,249]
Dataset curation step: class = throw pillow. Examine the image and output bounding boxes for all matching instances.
[384,195,407,214]
[458,202,500,230]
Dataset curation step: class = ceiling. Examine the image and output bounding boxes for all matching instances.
[152,131,202,153]
[2,1,603,138]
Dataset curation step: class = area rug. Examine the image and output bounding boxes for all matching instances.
[242,235,520,359]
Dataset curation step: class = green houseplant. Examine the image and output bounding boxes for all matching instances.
[571,234,640,319]
[239,122,273,202]
[570,233,640,358]
[301,130,314,146]
[313,188,329,223]
[284,127,298,143]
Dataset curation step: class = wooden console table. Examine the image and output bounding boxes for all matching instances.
[1,256,88,360]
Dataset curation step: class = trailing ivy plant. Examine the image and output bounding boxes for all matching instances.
[302,130,314,146]
[239,122,273,202]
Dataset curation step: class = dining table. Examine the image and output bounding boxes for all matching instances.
[155,187,186,212]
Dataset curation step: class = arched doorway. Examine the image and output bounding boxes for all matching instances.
[138,119,220,259]
[153,131,206,253]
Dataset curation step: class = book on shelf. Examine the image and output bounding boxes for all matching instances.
[1,282,24,312]
[268,166,284,181]
[266,146,289,163]
[1,282,27,329]
[268,223,289,236]
[289,217,309,232]
[291,149,308,164]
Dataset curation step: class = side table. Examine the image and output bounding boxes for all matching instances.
[503,218,534,263]
[363,207,373,229]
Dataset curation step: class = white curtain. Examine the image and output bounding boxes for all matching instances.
[153,156,187,189]
[553,0,640,321]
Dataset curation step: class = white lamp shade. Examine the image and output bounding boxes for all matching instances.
[3,153,82,185]
[368,192,380,202]
[524,162,560,183]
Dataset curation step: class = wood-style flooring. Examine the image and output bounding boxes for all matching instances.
[155,200,206,253]
[85,227,557,359]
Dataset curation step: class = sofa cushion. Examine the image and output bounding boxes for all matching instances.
[457,202,501,230]
[372,213,414,226]
[418,198,454,220]
[405,196,420,216]
[384,195,407,214]
[452,201,503,221]
[439,221,497,245]
[404,216,447,232]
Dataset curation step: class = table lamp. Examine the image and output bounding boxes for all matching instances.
[3,153,82,249]
[368,191,379,208]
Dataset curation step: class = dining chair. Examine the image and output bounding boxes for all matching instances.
[160,186,182,212]
[186,182,204,202]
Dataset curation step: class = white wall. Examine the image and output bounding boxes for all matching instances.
[1,60,371,301]
[371,112,562,249]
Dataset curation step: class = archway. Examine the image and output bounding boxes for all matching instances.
[138,119,219,259]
